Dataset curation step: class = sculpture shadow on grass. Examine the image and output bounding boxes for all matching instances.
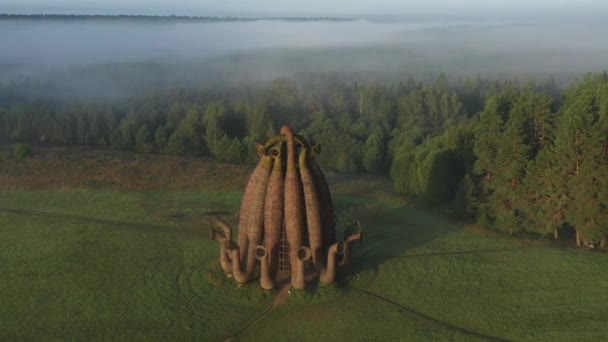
[329,198,460,289]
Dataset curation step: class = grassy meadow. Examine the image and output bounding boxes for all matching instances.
[1,146,607,341]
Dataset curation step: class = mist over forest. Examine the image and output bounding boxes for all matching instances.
[2,14,608,245]
[2,15,608,100]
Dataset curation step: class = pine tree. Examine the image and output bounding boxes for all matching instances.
[202,102,227,157]
[560,74,608,245]
[175,105,205,155]
[362,125,385,173]
[523,148,566,239]
[490,100,530,234]
[244,103,270,141]
[472,97,504,227]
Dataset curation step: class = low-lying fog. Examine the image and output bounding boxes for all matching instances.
[2,17,608,86]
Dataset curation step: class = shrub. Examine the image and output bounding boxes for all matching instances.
[14,143,32,160]
[135,124,154,153]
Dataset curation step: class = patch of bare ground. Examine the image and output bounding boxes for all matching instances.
[0,144,252,191]
[1,144,400,199]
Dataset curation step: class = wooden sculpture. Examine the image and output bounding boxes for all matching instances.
[209,125,362,290]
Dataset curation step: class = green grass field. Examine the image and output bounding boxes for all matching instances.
[1,149,608,341]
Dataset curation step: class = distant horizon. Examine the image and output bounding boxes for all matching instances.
[2,11,608,23]
[0,13,355,19]
[3,0,608,20]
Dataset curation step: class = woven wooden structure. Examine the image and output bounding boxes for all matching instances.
[210,125,362,289]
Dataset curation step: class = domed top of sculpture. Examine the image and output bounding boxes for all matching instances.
[210,125,362,290]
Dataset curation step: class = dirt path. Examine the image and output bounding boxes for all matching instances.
[224,274,293,341]
[272,276,292,306]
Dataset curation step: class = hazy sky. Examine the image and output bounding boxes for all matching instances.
[4,0,608,17]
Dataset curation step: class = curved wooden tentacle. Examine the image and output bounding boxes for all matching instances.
[244,152,274,277]
[227,241,250,284]
[255,246,275,290]
[263,145,284,278]
[338,223,363,268]
[212,217,232,241]
[299,147,323,269]
[293,246,312,289]
[236,143,266,263]
[320,241,344,284]
[281,125,305,282]
[209,228,232,275]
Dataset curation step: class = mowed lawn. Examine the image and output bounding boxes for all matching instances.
[1,189,608,341]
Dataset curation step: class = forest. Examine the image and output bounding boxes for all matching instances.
[1,71,607,246]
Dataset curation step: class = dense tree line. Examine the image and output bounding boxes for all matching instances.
[1,72,606,246]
